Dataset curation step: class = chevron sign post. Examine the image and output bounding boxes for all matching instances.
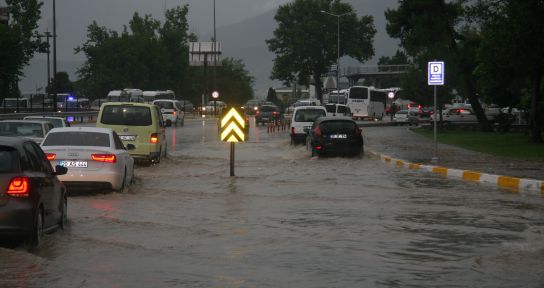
[220,107,245,176]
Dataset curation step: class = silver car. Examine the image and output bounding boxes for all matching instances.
[41,127,135,192]
[0,120,54,143]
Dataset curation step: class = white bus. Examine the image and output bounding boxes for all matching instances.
[325,89,347,104]
[346,86,387,120]
[107,89,144,103]
[142,90,175,103]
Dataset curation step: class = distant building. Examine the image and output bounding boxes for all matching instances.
[0,7,8,25]
[274,85,312,106]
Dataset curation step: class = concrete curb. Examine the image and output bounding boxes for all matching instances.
[367,148,544,196]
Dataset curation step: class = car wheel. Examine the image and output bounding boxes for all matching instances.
[59,196,67,230]
[116,169,126,192]
[31,209,44,247]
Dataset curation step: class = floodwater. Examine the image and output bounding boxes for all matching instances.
[1,117,544,287]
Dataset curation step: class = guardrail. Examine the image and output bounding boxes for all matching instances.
[0,111,99,123]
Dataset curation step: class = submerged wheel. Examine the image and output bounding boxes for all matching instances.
[59,197,67,230]
[31,209,44,247]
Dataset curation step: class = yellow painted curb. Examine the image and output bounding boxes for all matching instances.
[432,166,448,176]
[463,171,481,182]
[409,163,422,169]
[396,160,404,167]
[498,176,521,191]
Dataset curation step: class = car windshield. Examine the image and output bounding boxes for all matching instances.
[260,106,277,112]
[26,117,64,128]
[294,109,326,122]
[319,120,357,134]
[0,146,18,173]
[0,122,43,137]
[154,101,174,109]
[101,105,152,126]
[42,131,110,147]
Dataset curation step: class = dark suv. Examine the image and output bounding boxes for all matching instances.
[255,105,282,125]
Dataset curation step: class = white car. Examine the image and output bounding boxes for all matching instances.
[23,116,70,128]
[41,127,135,192]
[0,120,54,143]
[153,99,185,126]
[325,103,351,117]
[289,106,327,145]
[430,107,478,123]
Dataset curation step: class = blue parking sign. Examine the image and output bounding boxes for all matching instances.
[428,62,445,85]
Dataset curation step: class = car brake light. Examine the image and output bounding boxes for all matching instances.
[314,126,322,137]
[273,111,278,115]
[91,154,116,163]
[291,127,295,135]
[315,145,323,150]
[150,133,159,144]
[355,126,362,135]
[7,177,30,197]
[46,153,56,161]
[173,111,177,116]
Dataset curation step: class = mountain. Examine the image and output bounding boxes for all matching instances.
[217,0,400,97]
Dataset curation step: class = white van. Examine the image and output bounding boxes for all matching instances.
[152,99,185,127]
[289,106,327,145]
[325,103,351,117]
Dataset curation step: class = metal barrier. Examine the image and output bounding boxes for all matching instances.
[0,111,99,123]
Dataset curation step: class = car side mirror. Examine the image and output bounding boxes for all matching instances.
[54,165,68,176]
[126,144,136,150]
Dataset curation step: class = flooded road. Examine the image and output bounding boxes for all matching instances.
[2,117,544,287]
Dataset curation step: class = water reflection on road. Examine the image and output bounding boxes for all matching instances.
[1,118,544,287]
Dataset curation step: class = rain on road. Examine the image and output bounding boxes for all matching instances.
[1,117,544,287]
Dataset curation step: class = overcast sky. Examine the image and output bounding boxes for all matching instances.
[19,0,290,61]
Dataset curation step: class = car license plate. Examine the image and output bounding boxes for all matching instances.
[60,160,88,168]
[330,134,347,139]
[119,135,136,141]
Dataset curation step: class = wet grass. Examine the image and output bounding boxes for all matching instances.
[412,128,544,161]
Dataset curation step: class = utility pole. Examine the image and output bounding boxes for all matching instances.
[52,0,58,110]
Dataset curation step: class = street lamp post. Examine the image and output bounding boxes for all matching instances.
[321,10,349,100]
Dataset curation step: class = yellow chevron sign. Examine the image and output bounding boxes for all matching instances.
[220,108,245,142]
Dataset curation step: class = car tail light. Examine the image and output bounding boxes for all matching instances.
[7,177,30,197]
[273,111,278,116]
[91,154,116,163]
[46,153,56,161]
[173,110,177,116]
[355,126,362,135]
[150,133,159,144]
[314,126,322,137]
[315,145,323,150]
[256,111,260,115]
[291,127,295,135]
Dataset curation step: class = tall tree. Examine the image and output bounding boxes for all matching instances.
[0,0,43,97]
[47,72,74,94]
[386,0,493,131]
[267,0,376,103]
[266,87,279,105]
[214,58,254,106]
[474,0,544,142]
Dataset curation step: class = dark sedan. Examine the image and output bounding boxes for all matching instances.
[305,117,364,157]
[0,137,68,247]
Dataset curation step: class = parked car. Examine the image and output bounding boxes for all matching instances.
[96,102,167,165]
[289,106,327,145]
[325,103,352,117]
[23,116,70,128]
[0,120,54,143]
[430,107,478,123]
[255,104,282,125]
[41,127,135,191]
[152,99,185,127]
[393,110,420,125]
[306,117,364,157]
[0,137,68,246]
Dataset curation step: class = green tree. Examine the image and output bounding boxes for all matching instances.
[47,72,74,94]
[266,87,279,105]
[0,0,43,97]
[474,0,544,142]
[386,0,493,131]
[267,0,376,103]
[214,58,254,106]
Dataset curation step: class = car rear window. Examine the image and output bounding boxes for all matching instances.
[294,109,326,122]
[260,106,277,112]
[42,131,110,147]
[154,101,174,109]
[325,105,336,113]
[0,146,18,172]
[320,120,357,134]
[101,105,152,126]
[0,122,43,137]
[26,117,64,128]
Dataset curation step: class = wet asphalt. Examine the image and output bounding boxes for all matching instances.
[1,117,544,288]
